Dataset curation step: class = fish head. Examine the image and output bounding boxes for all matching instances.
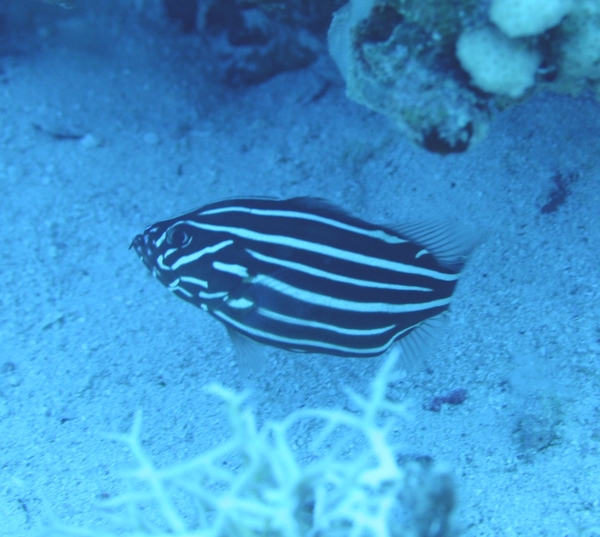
[130,218,199,288]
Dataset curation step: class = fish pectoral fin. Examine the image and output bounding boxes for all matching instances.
[394,312,449,370]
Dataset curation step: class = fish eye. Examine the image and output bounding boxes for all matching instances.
[166,226,192,248]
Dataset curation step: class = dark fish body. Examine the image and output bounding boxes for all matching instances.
[131,197,474,359]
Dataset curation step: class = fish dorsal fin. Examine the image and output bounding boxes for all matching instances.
[395,312,449,370]
[287,199,483,271]
[392,220,482,271]
[285,197,356,220]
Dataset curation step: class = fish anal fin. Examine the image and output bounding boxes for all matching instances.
[394,312,449,370]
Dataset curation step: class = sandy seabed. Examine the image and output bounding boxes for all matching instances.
[0,9,599,537]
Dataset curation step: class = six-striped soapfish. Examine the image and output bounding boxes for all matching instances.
[131,197,476,363]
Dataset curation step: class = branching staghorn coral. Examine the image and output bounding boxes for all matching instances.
[45,348,457,537]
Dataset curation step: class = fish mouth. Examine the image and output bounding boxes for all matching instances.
[130,233,177,286]
[130,233,147,257]
[130,233,158,274]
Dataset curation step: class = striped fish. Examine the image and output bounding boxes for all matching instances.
[131,197,476,362]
